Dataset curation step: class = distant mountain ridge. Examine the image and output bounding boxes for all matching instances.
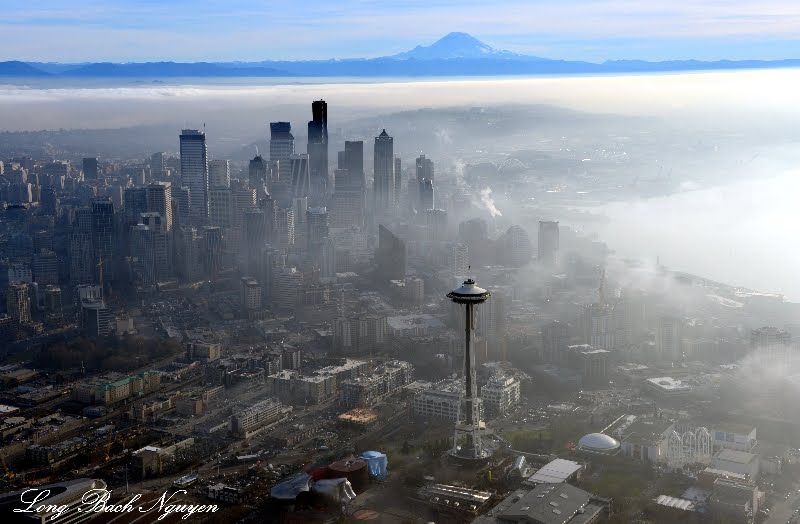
[2,32,799,77]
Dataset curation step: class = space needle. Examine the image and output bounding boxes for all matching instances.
[447,277,492,461]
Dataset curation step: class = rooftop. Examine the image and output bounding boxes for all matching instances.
[528,459,583,484]
[714,449,757,465]
[476,483,593,524]
[645,376,692,392]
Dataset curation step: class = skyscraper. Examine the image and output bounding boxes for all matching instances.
[306,206,329,260]
[307,100,329,203]
[124,187,148,224]
[249,155,269,198]
[82,157,99,181]
[91,198,114,285]
[376,225,406,282]
[373,130,395,213]
[416,155,434,184]
[420,178,434,211]
[146,182,173,233]
[393,157,402,208]
[180,129,209,222]
[415,155,434,211]
[6,282,31,324]
[331,142,366,228]
[208,159,231,188]
[149,152,166,181]
[274,207,295,248]
[289,154,310,198]
[538,220,560,265]
[344,141,364,184]
[70,207,95,285]
[270,122,295,182]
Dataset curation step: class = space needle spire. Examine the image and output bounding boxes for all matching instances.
[447,277,492,460]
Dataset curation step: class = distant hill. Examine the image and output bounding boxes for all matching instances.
[0,61,50,76]
[61,61,286,77]
[15,33,800,78]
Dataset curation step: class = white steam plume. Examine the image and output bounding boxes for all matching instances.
[479,187,502,218]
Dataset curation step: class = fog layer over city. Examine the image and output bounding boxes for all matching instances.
[2,69,800,298]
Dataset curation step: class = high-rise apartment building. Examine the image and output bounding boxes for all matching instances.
[274,207,295,248]
[6,283,31,324]
[180,129,209,221]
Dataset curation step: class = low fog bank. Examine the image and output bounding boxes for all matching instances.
[595,171,800,301]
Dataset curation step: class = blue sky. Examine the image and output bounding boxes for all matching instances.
[3,0,800,62]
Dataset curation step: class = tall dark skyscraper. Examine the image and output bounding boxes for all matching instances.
[373,130,395,213]
[307,100,328,203]
[82,157,99,180]
[538,220,560,265]
[180,129,208,222]
[270,122,295,182]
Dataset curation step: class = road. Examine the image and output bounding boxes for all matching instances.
[766,492,800,524]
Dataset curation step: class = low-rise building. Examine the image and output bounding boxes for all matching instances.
[339,360,414,408]
[525,459,584,485]
[618,418,675,462]
[644,377,692,397]
[472,482,609,524]
[708,478,759,523]
[711,422,756,452]
[229,398,288,438]
[72,371,161,405]
[186,342,222,363]
[711,449,759,480]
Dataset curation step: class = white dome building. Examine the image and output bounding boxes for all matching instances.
[578,433,620,454]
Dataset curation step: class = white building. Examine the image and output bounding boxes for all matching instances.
[229,398,288,438]
[711,449,760,480]
[644,376,692,397]
[413,378,485,422]
[480,375,520,418]
[711,423,757,452]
